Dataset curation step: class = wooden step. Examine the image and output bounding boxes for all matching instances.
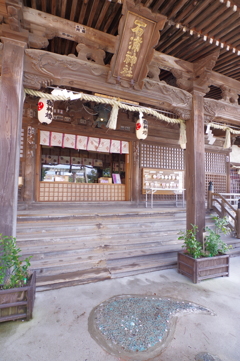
[16,209,240,291]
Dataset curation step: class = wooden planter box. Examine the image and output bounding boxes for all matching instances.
[0,271,36,323]
[177,251,229,284]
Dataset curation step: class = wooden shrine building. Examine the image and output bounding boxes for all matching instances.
[1,0,240,244]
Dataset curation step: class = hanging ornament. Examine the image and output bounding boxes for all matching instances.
[136,112,148,140]
[179,121,186,149]
[223,128,231,149]
[206,124,216,145]
[106,103,119,130]
[38,98,54,124]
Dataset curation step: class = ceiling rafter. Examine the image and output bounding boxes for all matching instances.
[183,0,212,25]
[167,0,189,20]
[201,7,233,34]
[19,0,240,92]
[188,2,220,29]
[60,0,68,18]
[95,1,111,30]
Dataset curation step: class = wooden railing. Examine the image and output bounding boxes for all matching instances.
[208,191,240,238]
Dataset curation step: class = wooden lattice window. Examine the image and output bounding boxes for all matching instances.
[205,152,227,195]
[230,168,240,193]
[205,152,226,174]
[39,183,125,202]
[140,144,185,170]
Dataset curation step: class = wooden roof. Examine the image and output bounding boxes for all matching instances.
[20,0,240,83]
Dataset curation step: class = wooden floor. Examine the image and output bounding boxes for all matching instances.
[16,202,240,291]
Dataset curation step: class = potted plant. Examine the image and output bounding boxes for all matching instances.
[0,234,36,322]
[177,217,231,283]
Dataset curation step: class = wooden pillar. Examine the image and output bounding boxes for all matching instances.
[0,37,26,237]
[23,126,36,205]
[185,89,206,242]
[132,140,140,204]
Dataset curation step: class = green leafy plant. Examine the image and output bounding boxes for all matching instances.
[178,225,203,259]
[204,216,231,257]
[0,234,32,289]
[178,217,232,259]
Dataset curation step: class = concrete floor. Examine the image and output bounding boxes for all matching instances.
[1,256,240,361]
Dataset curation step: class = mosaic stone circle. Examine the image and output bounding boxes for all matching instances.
[88,295,212,360]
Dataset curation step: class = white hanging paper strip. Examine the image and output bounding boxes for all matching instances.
[106,103,119,130]
[98,138,111,153]
[207,129,216,145]
[179,121,186,149]
[110,140,121,153]
[121,141,129,154]
[76,135,88,150]
[87,137,100,151]
[223,128,231,149]
[206,123,211,134]
[50,132,63,147]
[40,130,50,146]
[63,134,76,149]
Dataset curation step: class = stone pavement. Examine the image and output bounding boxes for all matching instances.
[1,256,240,361]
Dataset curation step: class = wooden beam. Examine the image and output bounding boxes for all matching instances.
[209,71,240,93]
[0,0,7,16]
[22,6,116,52]
[0,37,26,237]
[23,48,240,117]
[23,49,193,112]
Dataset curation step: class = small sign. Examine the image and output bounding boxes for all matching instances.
[112,173,121,184]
